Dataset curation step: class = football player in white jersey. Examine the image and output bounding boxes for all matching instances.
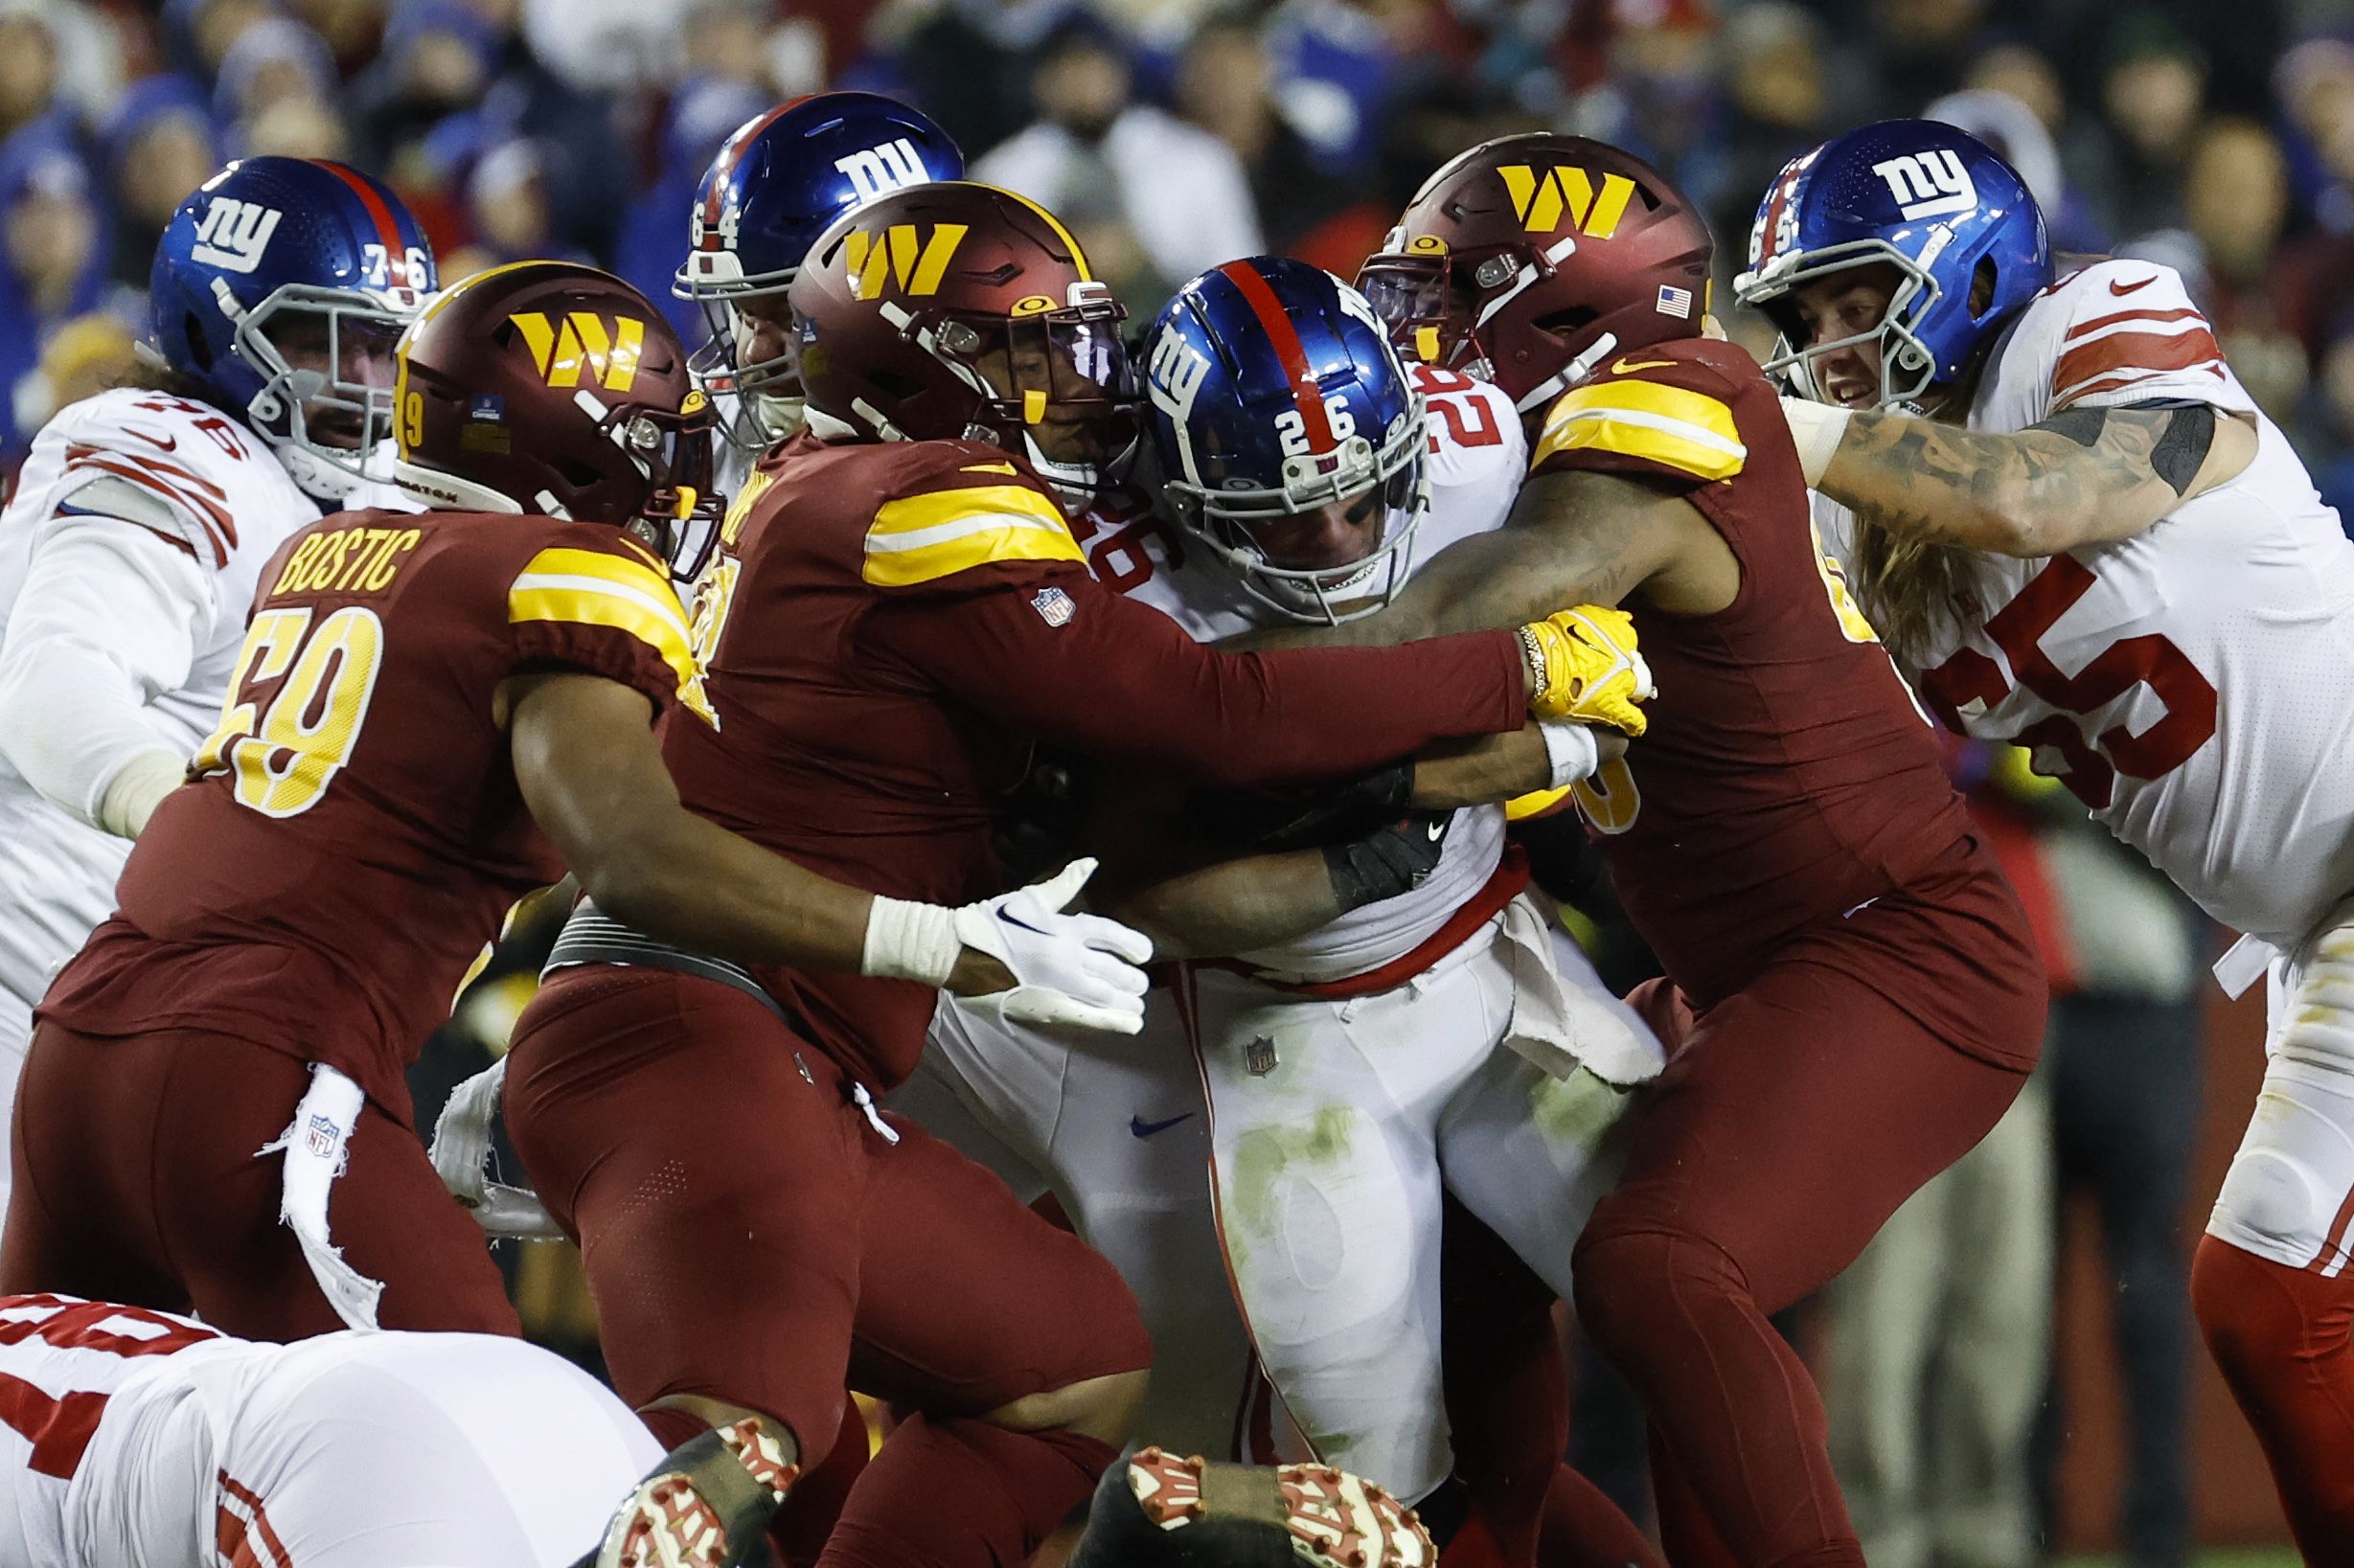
[1738,120,2354,1554]
[899,259,1664,1533]
[0,156,432,1207]
[0,1291,662,1567]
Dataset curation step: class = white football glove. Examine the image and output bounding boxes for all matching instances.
[863,857,1153,1034]
[428,1057,567,1241]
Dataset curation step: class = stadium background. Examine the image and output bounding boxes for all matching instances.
[6,0,2351,1559]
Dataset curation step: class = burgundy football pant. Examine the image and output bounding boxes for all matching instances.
[502,966,1150,1568]
[2,1022,517,1339]
[1571,859,2045,1568]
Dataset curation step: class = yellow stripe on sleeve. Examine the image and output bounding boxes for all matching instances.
[1531,378,1748,481]
[509,546,717,724]
[862,483,1085,588]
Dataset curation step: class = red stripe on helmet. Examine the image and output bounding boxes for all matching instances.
[313,161,412,287]
[699,97,816,243]
[1217,260,1335,450]
[1757,171,1795,262]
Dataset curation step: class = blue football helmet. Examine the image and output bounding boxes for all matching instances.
[1143,258,1428,625]
[1733,120,2050,408]
[149,156,437,500]
[674,92,963,453]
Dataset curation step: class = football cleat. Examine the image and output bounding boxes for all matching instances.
[1071,1445,1436,1567]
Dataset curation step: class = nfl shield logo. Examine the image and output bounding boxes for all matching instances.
[1031,586,1075,626]
[1245,1035,1278,1077]
[304,1114,338,1157]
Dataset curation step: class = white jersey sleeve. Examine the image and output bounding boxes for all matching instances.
[1977,261,2258,427]
[0,389,324,1015]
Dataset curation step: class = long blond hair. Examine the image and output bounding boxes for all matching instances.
[1850,528,1985,673]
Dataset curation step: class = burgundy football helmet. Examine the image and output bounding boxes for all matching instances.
[392,261,721,573]
[1358,134,1714,414]
[788,181,1135,489]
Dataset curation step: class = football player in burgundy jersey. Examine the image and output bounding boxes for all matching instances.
[1235,135,2051,1567]
[496,181,1648,1568]
[5,262,1156,1352]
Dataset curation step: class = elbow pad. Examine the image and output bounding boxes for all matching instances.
[1324,810,1453,911]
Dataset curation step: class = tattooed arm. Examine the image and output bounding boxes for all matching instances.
[1236,467,1726,650]
[1813,401,2258,557]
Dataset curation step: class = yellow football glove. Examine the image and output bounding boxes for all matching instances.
[1519,605,1655,736]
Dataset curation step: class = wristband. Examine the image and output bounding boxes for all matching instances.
[96,747,186,839]
[1779,396,1853,488]
[860,894,960,987]
[1536,719,1601,788]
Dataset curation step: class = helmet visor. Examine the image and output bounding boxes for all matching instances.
[1357,252,1486,371]
[943,302,1138,469]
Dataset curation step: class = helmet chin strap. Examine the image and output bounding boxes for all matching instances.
[1515,330,1618,415]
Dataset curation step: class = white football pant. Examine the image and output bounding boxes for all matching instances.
[1177,898,1654,1505]
[2210,896,2354,1274]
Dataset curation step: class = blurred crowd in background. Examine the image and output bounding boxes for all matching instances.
[7,0,2348,1557]
[11,0,2354,504]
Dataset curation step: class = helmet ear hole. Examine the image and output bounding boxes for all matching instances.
[554,457,606,489]
[1534,307,1600,340]
[181,312,214,372]
[1970,256,1999,317]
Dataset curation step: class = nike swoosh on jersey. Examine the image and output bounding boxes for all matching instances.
[2107,277,2157,297]
[1130,1112,1195,1139]
[127,429,178,452]
[1611,357,1679,375]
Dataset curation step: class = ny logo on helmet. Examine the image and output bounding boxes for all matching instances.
[844,224,968,299]
[1872,149,1977,222]
[1497,167,1635,238]
[191,197,284,273]
[834,140,932,202]
[508,311,646,392]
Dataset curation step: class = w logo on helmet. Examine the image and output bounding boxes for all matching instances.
[507,311,646,392]
[1497,167,1636,239]
[843,223,968,299]
[190,197,285,273]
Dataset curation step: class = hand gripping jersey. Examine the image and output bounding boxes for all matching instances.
[0,391,324,1034]
[37,509,707,1121]
[1071,362,1530,982]
[669,432,1528,1088]
[1884,261,2354,955]
[0,1294,657,1568]
[1529,337,1977,1015]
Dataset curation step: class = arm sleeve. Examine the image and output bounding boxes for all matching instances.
[858,573,1525,790]
[0,512,214,826]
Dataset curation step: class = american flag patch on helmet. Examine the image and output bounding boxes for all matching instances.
[1656,284,1694,318]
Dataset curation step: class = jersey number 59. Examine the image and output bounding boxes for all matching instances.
[193,605,388,818]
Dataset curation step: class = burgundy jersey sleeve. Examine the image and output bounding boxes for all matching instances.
[1525,339,1751,494]
[851,443,1094,599]
[501,525,715,726]
[856,574,1525,789]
